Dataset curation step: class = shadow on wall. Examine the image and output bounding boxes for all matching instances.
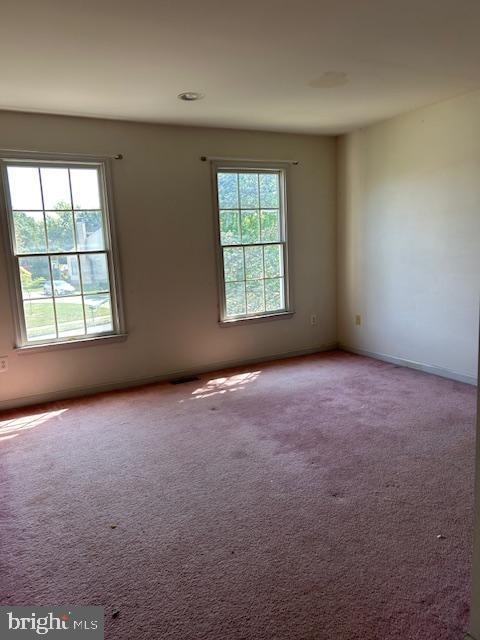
[0,409,68,442]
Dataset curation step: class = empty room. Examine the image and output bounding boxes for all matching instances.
[1,1,480,639]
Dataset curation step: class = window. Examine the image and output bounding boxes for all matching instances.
[213,165,290,322]
[1,157,123,347]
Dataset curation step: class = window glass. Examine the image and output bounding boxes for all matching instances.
[3,161,120,345]
[216,168,288,320]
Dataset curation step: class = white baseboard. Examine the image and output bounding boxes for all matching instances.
[339,344,477,386]
[0,342,338,411]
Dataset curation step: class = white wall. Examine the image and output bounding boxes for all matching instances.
[0,111,337,409]
[470,367,480,640]
[337,90,480,383]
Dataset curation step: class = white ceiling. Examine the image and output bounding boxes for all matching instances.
[1,0,480,134]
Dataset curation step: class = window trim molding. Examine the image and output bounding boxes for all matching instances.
[210,160,294,325]
[15,333,128,354]
[0,151,126,349]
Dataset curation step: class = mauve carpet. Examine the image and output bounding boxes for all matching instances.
[0,351,476,639]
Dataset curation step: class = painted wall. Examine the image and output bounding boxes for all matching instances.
[337,90,480,383]
[0,111,336,409]
[470,362,480,640]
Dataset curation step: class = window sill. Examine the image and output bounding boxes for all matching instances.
[219,311,294,327]
[15,333,128,354]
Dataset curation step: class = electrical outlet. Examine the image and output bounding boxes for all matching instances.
[355,314,362,326]
[310,314,317,326]
[0,356,8,373]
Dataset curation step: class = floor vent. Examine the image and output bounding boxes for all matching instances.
[169,375,200,385]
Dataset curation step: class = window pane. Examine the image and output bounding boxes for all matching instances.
[80,253,110,293]
[70,168,101,209]
[246,280,265,314]
[223,247,244,282]
[55,296,86,338]
[244,246,263,280]
[84,294,113,334]
[215,168,286,321]
[46,210,75,252]
[13,211,47,254]
[75,211,105,251]
[239,173,259,208]
[19,256,50,299]
[225,282,246,316]
[265,278,284,311]
[219,210,240,245]
[217,173,238,209]
[7,166,43,210]
[259,173,279,208]
[50,255,81,296]
[264,244,283,278]
[240,210,260,244]
[5,160,119,346]
[41,168,72,210]
[260,210,280,242]
[23,298,56,342]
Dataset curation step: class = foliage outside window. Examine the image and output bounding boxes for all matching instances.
[214,166,290,321]
[1,160,122,346]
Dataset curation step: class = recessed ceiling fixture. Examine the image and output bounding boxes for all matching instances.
[178,92,204,101]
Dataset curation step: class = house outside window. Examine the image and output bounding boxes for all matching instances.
[1,155,124,347]
[212,163,291,323]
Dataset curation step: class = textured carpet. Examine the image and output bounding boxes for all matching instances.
[0,351,476,639]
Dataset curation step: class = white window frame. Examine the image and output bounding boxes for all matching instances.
[0,152,125,350]
[212,161,293,324]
